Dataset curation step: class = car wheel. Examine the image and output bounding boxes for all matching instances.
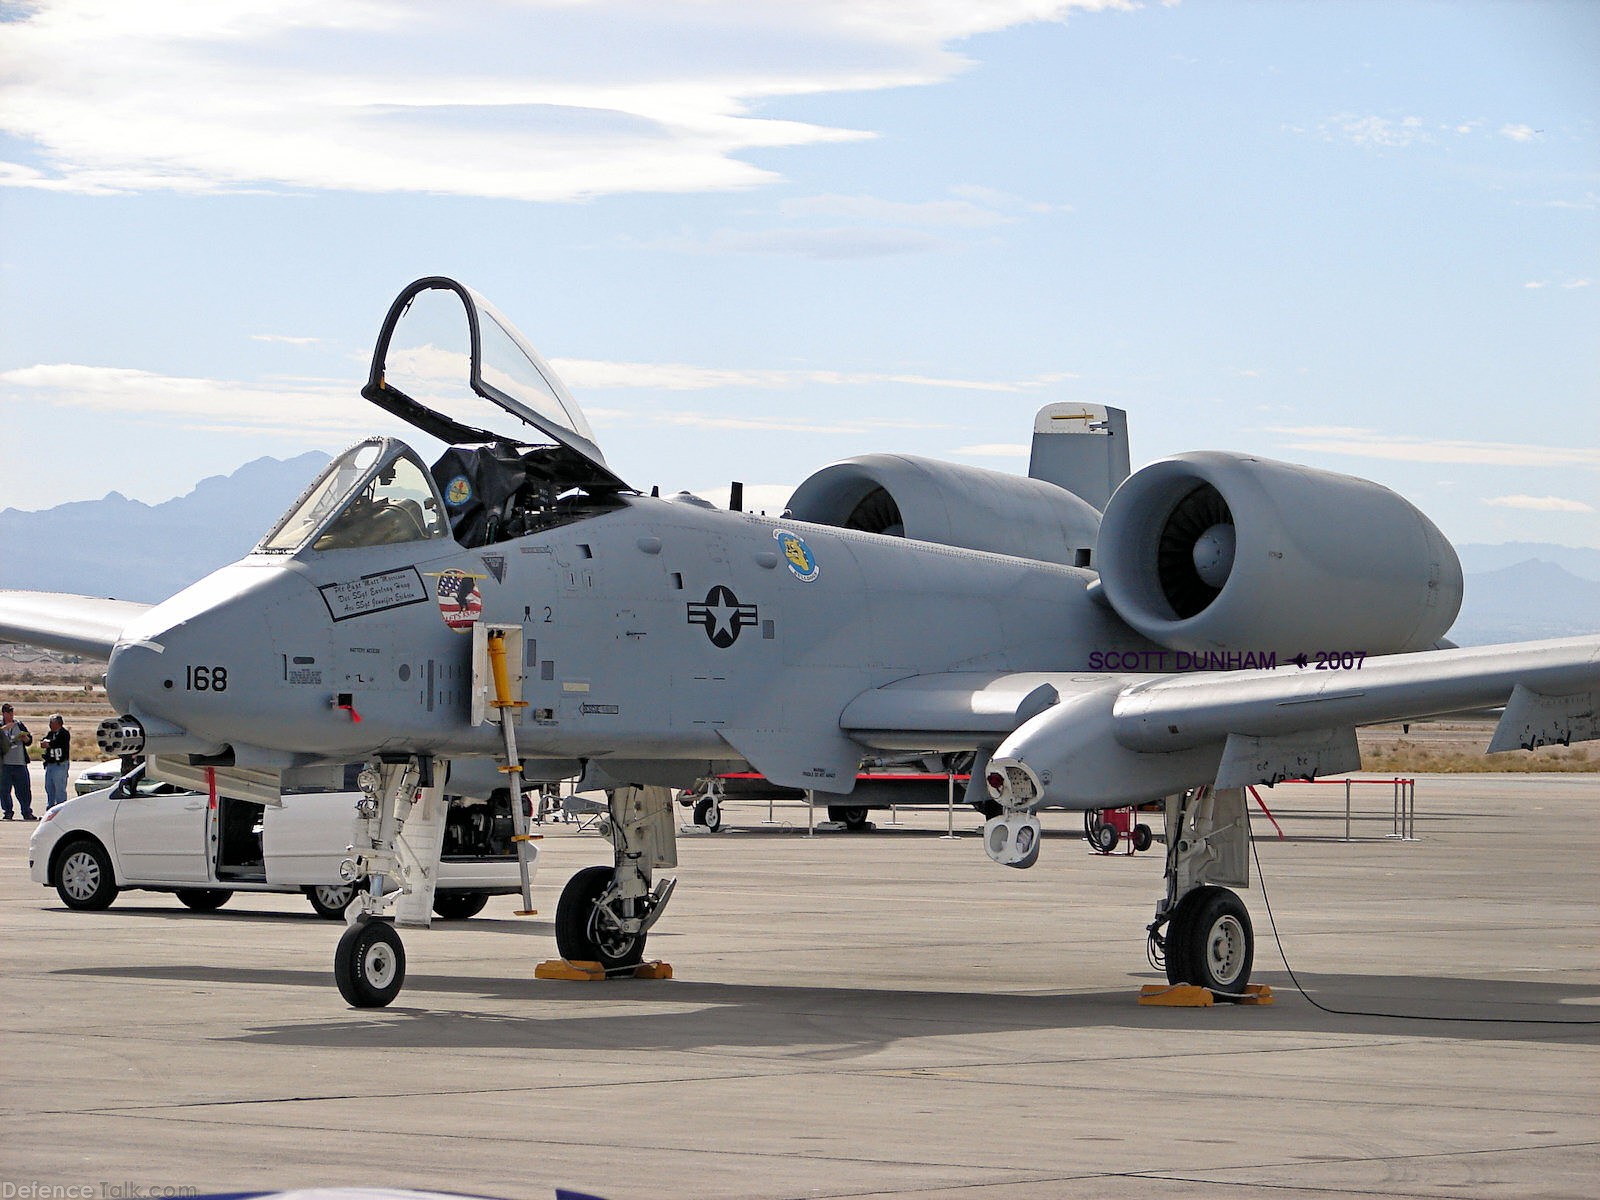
[305,883,357,920]
[54,838,118,911]
[432,891,489,920]
[176,888,233,912]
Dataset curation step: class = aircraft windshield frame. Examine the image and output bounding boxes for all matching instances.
[256,437,449,554]
[360,277,623,489]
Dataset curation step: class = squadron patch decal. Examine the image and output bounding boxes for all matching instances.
[431,568,484,632]
[687,585,758,649]
[775,529,819,582]
[444,475,474,507]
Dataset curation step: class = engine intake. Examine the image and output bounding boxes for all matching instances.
[1096,452,1462,657]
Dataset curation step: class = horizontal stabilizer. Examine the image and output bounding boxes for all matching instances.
[1487,684,1600,753]
[0,590,151,660]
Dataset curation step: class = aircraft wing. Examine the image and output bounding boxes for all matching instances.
[0,590,153,660]
[841,636,1600,806]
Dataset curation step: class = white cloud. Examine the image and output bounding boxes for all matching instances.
[689,482,798,513]
[696,226,952,259]
[780,192,1010,228]
[1270,426,1600,468]
[0,362,367,436]
[250,334,327,346]
[1320,113,1430,148]
[954,442,1030,457]
[592,408,936,436]
[553,357,1069,393]
[1500,123,1539,142]
[1485,494,1595,513]
[0,0,1134,201]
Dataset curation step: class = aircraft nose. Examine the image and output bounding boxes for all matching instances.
[101,562,328,759]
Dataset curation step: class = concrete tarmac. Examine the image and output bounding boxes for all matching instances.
[1,772,1595,1199]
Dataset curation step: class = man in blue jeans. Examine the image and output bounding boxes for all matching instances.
[0,702,37,821]
[41,713,71,810]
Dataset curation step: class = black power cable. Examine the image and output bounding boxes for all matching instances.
[1246,811,1600,1026]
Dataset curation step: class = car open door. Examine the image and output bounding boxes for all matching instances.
[109,772,211,883]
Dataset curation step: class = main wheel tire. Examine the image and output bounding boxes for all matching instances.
[828,805,870,830]
[1164,885,1253,994]
[693,796,722,832]
[432,891,489,920]
[176,888,233,912]
[55,839,118,911]
[1132,824,1154,853]
[334,918,406,1008]
[1093,823,1119,853]
[305,883,357,920]
[555,864,645,971]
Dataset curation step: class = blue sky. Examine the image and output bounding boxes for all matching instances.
[1,0,1595,546]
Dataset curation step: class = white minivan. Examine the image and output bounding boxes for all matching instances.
[29,763,525,920]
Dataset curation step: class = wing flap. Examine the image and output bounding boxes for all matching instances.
[0,590,152,660]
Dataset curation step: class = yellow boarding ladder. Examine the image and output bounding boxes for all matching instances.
[486,629,539,915]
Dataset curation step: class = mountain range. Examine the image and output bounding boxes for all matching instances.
[1,455,1593,646]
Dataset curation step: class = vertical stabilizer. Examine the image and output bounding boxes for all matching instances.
[1027,403,1129,511]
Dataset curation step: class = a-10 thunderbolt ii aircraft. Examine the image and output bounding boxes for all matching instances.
[3,276,1596,1008]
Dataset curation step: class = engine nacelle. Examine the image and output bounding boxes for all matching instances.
[786,454,1101,567]
[1096,452,1462,658]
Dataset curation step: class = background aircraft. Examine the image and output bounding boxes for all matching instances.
[2,276,1595,1007]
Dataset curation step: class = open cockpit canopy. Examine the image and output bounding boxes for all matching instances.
[358,277,631,548]
[362,277,624,489]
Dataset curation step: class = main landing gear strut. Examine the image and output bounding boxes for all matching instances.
[554,784,679,972]
[1148,785,1256,995]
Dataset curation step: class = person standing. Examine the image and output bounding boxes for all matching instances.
[41,713,71,810]
[0,703,37,821]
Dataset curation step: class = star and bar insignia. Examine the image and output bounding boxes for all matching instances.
[687,584,758,648]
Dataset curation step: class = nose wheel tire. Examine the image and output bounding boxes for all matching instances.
[334,918,406,1008]
[1164,885,1254,994]
[55,839,118,911]
[555,864,646,972]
